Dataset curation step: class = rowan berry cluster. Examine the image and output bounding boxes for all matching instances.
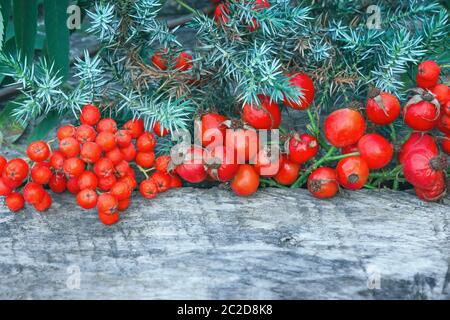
[0,105,182,225]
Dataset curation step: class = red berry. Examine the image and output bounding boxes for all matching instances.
[414,174,446,202]
[57,124,76,141]
[214,3,229,24]
[98,175,117,191]
[341,143,359,155]
[430,84,450,106]
[80,142,102,164]
[34,191,52,212]
[80,104,101,126]
[76,125,97,144]
[97,118,118,133]
[169,174,183,188]
[27,140,50,162]
[119,175,137,190]
[136,152,155,168]
[118,198,130,211]
[5,192,25,212]
[398,133,438,164]
[120,143,137,162]
[123,119,145,139]
[175,146,207,183]
[231,165,260,196]
[227,128,259,163]
[443,101,450,117]
[59,137,80,157]
[78,170,98,190]
[94,158,114,178]
[115,130,132,148]
[438,113,450,135]
[307,167,339,199]
[76,189,98,209]
[242,95,281,129]
[336,156,369,190]
[252,146,281,178]
[97,193,119,215]
[403,149,447,190]
[0,155,7,174]
[31,163,52,185]
[98,210,120,225]
[63,157,85,178]
[49,172,67,193]
[153,121,169,137]
[284,73,315,110]
[324,108,366,147]
[49,150,65,171]
[247,0,271,31]
[0,178,13,196]
[442,135,450,155]
[23,182,45,205]
[403,98,439,132]
[197,112,228,148]
[114,160,131,178]
[151,50,168,70]
[67,177,81,194]
[366,90,401,125]
[174,51,193,71]
[105,147,124,165]
[287,133,319,165]
[110,181,132,201]
[137,132,156,152]
[140,179,158,199]
[274,155,300,186]
[1,172,22,189]
[357,133,393,169]
[5,158,29,182]
[416,60,440,89]
[151,171,171,193]
[95,131,116,152]
[155,155,172,173]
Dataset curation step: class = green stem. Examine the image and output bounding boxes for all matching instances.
[389,124,397,142]
[306,109,318,133]
[174,0,197,14]
[260,178,287,189]
[325,152,359,162]
[278,126,287,135]
[136,165,150,179]
[306,108,331,151]
[291,146,338,188]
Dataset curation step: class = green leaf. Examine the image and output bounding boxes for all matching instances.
[0,101,27,146]
[13,0,38,63]
[0,0,11,31]
[0,6,4,51]
[27,110,60,142]
[43,0,70,80]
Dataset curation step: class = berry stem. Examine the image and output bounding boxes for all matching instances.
[260,178,287,189]
[306,109,330,151]
[389,124,397,142]
[136,165,150,179]
[291,146,338,188]
[174,0,197,15]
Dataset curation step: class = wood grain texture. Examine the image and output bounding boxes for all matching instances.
[0,188,449,300]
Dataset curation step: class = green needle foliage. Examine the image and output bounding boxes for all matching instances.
[0,0,448,136]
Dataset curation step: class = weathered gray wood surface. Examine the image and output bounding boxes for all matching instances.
[0,188,449,300]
